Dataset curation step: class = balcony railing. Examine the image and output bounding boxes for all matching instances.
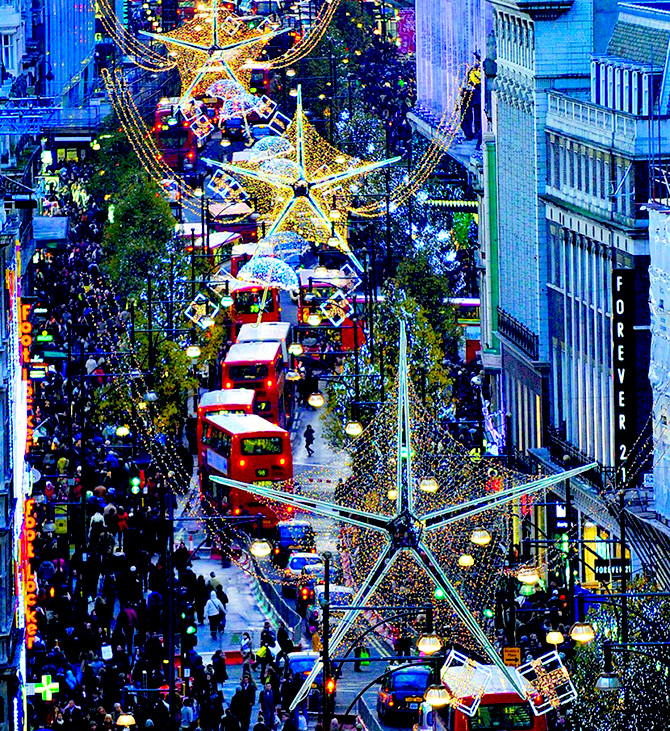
[497,307,539,360]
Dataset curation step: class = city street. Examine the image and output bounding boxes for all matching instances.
[4,0,670,727]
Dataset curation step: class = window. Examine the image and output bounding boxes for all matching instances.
[205,427,232,459]
[553,140,560,189]
[470,703,534,729]
[390,671,431,691]
[228,364,268,381]
[1,35,15,75]
[240,436,283,455]
[235,291,276,315]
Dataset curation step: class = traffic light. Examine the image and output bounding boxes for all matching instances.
[434,587,446,600]
[483,608,494,618]
[300,587,309,601]
[180,606,198,656]
[558,533,569,554]
[130,476,141,494]
[325,678,336,695]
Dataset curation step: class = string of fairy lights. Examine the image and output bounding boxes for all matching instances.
[350,66,477,218]
[92,0,177,71]
[102,67,248,220]
[267,0,342,69]
[87,0,581,682]
[94,0,343,77]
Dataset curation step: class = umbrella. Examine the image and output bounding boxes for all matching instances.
[238,256,299,290]
[249,136,294,162]
[206,79,247,100]
[259,232,309,268]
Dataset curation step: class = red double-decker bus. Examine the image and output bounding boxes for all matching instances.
[222,341,288,426]
[297,268,365,352]
[212,272,281,333]
[196,388,256,447]
[198,412,293,526]
[153,97,197,170]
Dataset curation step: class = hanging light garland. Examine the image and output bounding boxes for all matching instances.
[92,0,177,71]
[350,64,478,219]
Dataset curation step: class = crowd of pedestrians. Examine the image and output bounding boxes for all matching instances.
[24,162,312,731]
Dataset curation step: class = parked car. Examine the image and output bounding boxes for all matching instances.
[377,664,432,724]
[273,520,317,568]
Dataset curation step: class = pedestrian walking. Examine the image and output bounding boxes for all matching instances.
[260,683,276,731]
[204,591,226,639]
[230,684,253,731]
[303,425,315,457]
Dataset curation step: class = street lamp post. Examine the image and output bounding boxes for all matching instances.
[322,550,332,731]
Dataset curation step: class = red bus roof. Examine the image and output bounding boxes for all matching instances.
[198,389,255,410]
[204,412,288,435]
[237,322,291,343]
[224,341,281,364]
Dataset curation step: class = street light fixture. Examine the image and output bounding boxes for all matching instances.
[458,554,475,568]
[417,634,442,655]
[470,528,492,547]
[569,622,595,644]
[517,567,540,585]
[308,392,325,408]
[287,370,301,382]
[307,312,322,327]
[116,714,136,728]
[250,538,273,558]
[595,643,622,691]
[145,391,159,403]
[116,425,130,438]
[546,629,565,647]
[186,344,201,359]
[345,420,363,437]
[419,477,439,493]
[289,342,304,356]
[424,684,450,708]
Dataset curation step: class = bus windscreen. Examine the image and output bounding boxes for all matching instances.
[470,703,533,730]
[241,436,284,455]
[236,291,276,315]
[229,364,269,380]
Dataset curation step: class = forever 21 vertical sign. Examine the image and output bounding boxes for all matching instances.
[612,269,635,484]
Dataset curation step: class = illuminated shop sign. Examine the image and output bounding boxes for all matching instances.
[22,498,37,648]
[612,269,635,484]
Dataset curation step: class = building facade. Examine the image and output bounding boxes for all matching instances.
[412,0,670,582]
[0,194,32,731]
[43,0,95,103]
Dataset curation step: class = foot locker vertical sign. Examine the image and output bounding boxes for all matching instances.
[612,269,636,484]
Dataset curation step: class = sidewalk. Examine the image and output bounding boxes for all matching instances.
[190,554,270,657]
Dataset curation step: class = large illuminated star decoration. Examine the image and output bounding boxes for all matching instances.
[203,85,401,272]
[140,0,282,103]
[210,321,596,706]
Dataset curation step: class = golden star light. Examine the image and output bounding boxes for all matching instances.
[140,0,283,101]
[204,85,401,271]
[209,321,597,707]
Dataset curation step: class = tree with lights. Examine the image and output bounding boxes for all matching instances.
[102,173,175,297]
[566,582,670,731]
